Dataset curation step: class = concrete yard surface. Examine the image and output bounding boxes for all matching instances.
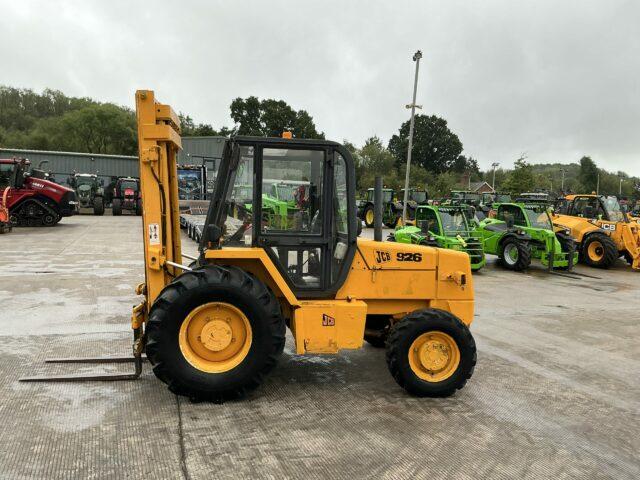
[0,215,639,479]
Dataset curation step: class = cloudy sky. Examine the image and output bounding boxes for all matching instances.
[1,0,638,172]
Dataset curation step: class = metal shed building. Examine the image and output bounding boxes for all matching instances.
[0,136,227,187]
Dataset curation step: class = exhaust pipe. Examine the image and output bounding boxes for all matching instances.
[374,176,382,241]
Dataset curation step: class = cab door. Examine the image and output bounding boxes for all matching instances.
[250,140,355,299]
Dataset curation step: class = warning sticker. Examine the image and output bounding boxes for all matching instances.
[148,223,160,245]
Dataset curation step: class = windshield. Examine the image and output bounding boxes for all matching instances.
[524,207,552,229]
[120,180,138,191]
[440,209,469,233]
[411,191,427,203]
[271,183,308,202]
[603,196,625,221]
[451,192,479,203]
[76,176,94,186]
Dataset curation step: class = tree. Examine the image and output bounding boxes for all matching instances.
[178,113,227,137]
[230,96,324,139]
[430,172,459,198]
[578,156,599,193]
[356,136,399,191]
[388,114,463,174]
[33,104,138,155]
[503,157,535,194]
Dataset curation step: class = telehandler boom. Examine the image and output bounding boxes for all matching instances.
[22,91,477,401]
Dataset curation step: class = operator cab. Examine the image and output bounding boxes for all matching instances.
[563,195,625,222]
[0,158,30,189]
[365,188,393,203]
[203,137,357,298]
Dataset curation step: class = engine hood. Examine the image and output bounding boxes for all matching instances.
[26,176,75,195]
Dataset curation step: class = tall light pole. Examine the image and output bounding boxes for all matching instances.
[491,162,499,190]
[596,172,600,195]
[560,168,566,192]
[619,178,624,196]
[402,50,423,224]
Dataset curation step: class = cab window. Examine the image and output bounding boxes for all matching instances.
[261,148,323,234]
[418,208,441,236]
[498,205,527,226]
[0,163,12,188]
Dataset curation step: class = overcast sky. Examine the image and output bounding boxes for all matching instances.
[1,0,639,172]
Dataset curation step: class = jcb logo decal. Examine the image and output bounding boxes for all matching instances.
[322,314,335,326]
[375,250,391,263]
[601,223,616,231]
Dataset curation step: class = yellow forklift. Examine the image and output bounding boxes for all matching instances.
[22,91,477,401]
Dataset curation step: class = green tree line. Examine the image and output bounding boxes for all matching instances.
[1,86,637,199]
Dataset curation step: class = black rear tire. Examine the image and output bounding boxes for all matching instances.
[386,309,476,397]
[581,232,617,268]
[146,265,286,402]
[364,334,387,348]
[112,198,122,216]
[499,237,531,271]
[136,198,143,216]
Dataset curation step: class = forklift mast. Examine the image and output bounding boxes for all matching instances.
[135,90,184,305]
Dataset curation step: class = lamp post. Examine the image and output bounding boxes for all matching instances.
[491,162,499,190]
[619,178,624,196]
[560,168,566,192]
[401,50,423,224]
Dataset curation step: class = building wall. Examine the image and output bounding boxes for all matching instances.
[0,148,138,185]
[0,136,227,187]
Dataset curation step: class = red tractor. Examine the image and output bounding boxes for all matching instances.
[111,177,142,216]
[0,158,77,226]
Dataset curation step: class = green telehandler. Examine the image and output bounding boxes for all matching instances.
[391,205,486,271]
[473,202,577,271]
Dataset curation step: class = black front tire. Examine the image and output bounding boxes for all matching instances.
[499,237,531,271]
[136,199,143,216]
[386,309,476,397]
[581,232,617,269]
[93,197,105,216]
[146,266,286,402]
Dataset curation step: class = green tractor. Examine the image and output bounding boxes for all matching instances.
[67,173,105,215]
[473,202,577,271]
[399,187,428,222]
[357,187,403,228]
[392,205,486,271]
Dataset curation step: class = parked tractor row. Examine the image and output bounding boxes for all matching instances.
[387,190,639,273]
[357,187,428,228]
[0,157,144,229]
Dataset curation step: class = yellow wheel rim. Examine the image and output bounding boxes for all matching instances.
[179,302,252,373]
[408,331,460,382]
[365,209,374,225]
[588,241,604,262]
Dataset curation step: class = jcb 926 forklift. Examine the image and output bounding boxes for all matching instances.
[22,91,477,401]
